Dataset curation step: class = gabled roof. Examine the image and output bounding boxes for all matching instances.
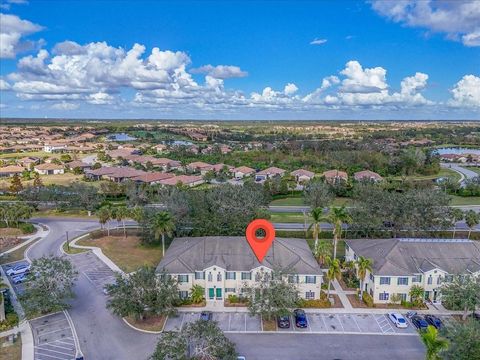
[323,170,348,179]
[232,166,255,174]
[257,166,286,176]
[345,238,480,276]
[34,163,64,170]
[157,236,322,275]
[291,169,315,178]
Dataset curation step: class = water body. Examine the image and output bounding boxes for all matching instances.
[107,133,137,141]
[169,140,193,146]
[435,147,480,155]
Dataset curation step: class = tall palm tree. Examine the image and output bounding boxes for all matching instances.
[97,206,111,235]
[314,240,332,267]
[114,206,129,237]
[420,325,448,360]
[325,206,351,260]
[308,207,324,250]
[356,256,373,298]
[325,256,341,298]
[152,211,176,256]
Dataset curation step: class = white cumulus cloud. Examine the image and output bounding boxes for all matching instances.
[0,13,43,58]
[191,64,248,79]
[448,75,480,107]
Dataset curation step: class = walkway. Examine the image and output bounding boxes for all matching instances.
[331,278,353,311]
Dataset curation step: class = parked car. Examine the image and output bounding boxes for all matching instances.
[293,309,308,328]
[237,357,246,360]
[388,312,408,328]
[406,311,417,319]
[6,264,30,276]
[200,311,213,321]
[277,315,291,329]
[424,315,443,329]
[411,315,429,331]
[12,273,28,284]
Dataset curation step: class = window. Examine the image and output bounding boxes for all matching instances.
[398,293,407,302]
[305,276,316,284]
[195,271,205,280]
[241,272,251,280]
[305,291,315,299]
[379,277,391,285]
[288,275,299,284]
[178,275,189,283]
[217,273,222,282]
[445,275,453,282]
[369,273,374,281]
[428,276,433,285]
[379,292,389,301]
[412,274,422,283]
[437,276,442,285]
[225,288,236,293]
[226,272,236,280]
[397,277,409,286]
[208,272,213,282]
[179,291,189,299]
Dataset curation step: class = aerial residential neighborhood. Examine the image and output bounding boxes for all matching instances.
[1,1,480,360]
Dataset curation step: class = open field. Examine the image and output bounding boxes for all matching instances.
[0,173,84,190]
[77,234,163,273]
[450,196,480,206]
[391,168,462,182]
[0,335,22,360]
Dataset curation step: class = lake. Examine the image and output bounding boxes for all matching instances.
[435,147,480,155]
[107,133,137,141]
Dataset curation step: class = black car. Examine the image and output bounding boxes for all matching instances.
[200,311,213,321]
[277,315,291,329]
[424,315,443,329]
[293,309,308,328]
[411,315,429,330]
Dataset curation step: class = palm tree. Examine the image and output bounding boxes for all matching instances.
[190,285,205,304]
[356,256,373,298]
[308,207,324,250]
[97,206,111,235]
[152,211,176,256]
[314,240,332,266]
[409,285,425,306]
[114,206,129,237]
[420,325,448,360]
[325,256,341,298]
[465,210,479,240]
[325,206,351,259]
[450,208,464,238]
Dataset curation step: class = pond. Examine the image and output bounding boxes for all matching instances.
[107,133,137,141]
[434,147,480,155]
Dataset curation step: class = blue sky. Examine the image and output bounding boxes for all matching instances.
[0,0,479,120]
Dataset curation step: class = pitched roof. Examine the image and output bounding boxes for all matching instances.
[34,163,64,170]
[354,170,383,181]
[158,175,203,186]
[0,165,24,173]
[232,166,255,174]
[157,236,322,275]
[131,172,175,183]
[291,169,315,178]
[323,170,348,179]
[345,238,480,276]
[257,166,286,176]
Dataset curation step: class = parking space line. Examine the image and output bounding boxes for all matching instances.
[36,327,72,337]
[337,315,345,332]
[350,314,361,332]
[53,339,75,346]
[179,313,185,330]
[39,343,73,351]
[244,314,247,331]
[228,313,232,331]
[320,314,327,330]
[34,351,67,360]
[32,319,69,329]
[35,346,73,356]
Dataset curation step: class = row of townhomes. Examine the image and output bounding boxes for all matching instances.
[156,236,322,301]
[345,238,480,304]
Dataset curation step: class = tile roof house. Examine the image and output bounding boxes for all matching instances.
[322,170,348,184]
[158,175,204,187]
[131,172,175,184]
[231,166,255,179]
[255,167,286,182]
[0,165,24,177]
[34,163,64,175]
[85,167,146,182]
[345,238,480,304]
[157,236,322,301]
[291,169,315,183]
[66,161,91,171]
[353,170,383,182]
[187,161,213,175]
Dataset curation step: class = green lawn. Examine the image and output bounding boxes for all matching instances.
[269,212,306,223]
[391,168,462,183]
[450,196,480,206]
[465,167,480,175]
[270,197,304,206]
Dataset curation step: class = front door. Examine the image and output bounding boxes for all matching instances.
[208,288,215,300]
[216,288,222,299]
[433,290,438,302]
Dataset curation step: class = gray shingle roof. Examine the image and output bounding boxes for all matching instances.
[345,238,480,276]
[156,236,322,275]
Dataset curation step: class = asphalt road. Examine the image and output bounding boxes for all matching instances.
[441,162,478,185]
[228,333,425,360]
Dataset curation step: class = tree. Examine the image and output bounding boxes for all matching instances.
[0,203,34,228]
[190,285,204,304]
[325,206,351,259]
[325,256,341,298]
[33,172,43,187]
[450,208,464,239]
[313,240,332,266]
[151,211,176,256]
[150,319,237,360]
[441,275,480,320]
[409,285,425,307]
[303,180,334,209]
[390,293,402,306]
[308,207,324,250]
[442,319,480,360]
[113,206,130,237]
[243,269,299,321]
[69,182,105,213]
[465,210,479,239]
[106,267,179,320]
[420,325,448,360]
[9,173,23,195]
[203,170,215,184]
[356,256,373,298]
[21,256,78,316]
[97,206,112,235]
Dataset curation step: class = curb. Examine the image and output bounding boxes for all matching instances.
[121,317,164,334]
[64,310,84,359]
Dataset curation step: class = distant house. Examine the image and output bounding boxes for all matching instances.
[153,158,181,171]
[153,144,167,153]
[255,167,286,182]
[43,143,67,153]
[34,163,64,175]
[219,144,232,154]
[85,167,146,182]
[0,165,24,177]
[66,161,92,172]
[231,166,255,179]
[131,172,175,185]
[18,156,40,168]
[291,169,315,183]
[322,170,348,184]
[211,163,233,173]
[354,170,383,182]
[187,161,213,175]
[158,175,204,187]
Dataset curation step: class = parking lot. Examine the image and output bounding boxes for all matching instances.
[2,260,31,295]
[164,312,420,335]
[69,252,116,292]
[30,312,77,360]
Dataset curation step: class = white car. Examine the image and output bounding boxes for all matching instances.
[388,312,408,328]
[6,264,30,276]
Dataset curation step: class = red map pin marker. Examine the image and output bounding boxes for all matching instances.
[245,219,275,262]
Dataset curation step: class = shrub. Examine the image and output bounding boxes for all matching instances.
[228,294,239,304]
[362,292,374,307]
[0,313,19,331]
[19,222,35,234]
